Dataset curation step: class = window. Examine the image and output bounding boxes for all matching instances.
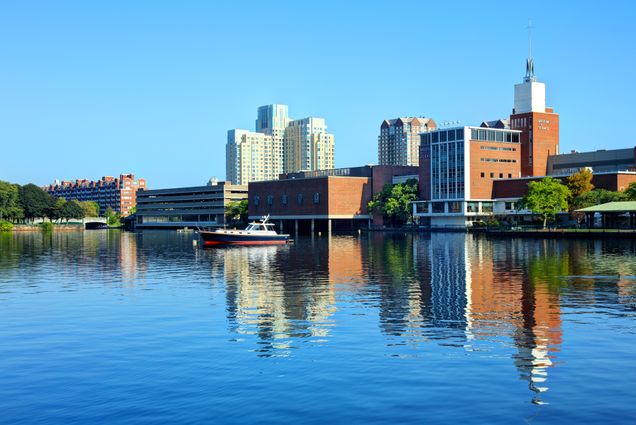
[267,195,273,205]
[253,196,260,206]
[499,173,503,178]
[490,172,494,178]
[432,202,445,213]
[449,201,461,213]
[505,202,515,210]
[297,193,304,204]
[508,173,512,178]
[313,192,320,204]
[456,128,464,140]
[471,129,478,140]
[440,131,447,142]
[448,130,455,141]
[467,202,479,213]
[281,195,288,205]
[480,172,485,178]
[482,202,493,213]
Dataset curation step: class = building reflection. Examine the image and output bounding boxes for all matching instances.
[222,238,346,356]
[376,234,566,403]
[217,231,636,399]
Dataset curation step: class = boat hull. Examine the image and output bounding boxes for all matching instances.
[199,231,289,246]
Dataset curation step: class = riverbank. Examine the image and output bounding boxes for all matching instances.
[483,228,636,239]
[9,224,85,232]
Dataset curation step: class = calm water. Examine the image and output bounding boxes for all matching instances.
[1,230,635,424]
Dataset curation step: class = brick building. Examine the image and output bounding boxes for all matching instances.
[248,165,418,232]
[413,53,561,228]
[46,174,146,216]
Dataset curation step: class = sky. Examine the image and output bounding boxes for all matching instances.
[1,0,635,189]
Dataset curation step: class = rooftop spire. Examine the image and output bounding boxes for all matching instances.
[525,20,536,82]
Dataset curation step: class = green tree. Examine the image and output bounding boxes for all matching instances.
[80,201,100,217]
[624,182,636,201]
[571,189,626,212]
[565,169,594,207]
[104,207,121,226]
[520,177,570,229]
[48,197,66,222]
[19,184,54,222]
[0,221,13,232]
[61,200,85,223]
[0,180,23,222]
[368,179,418,226]
[225,200,248,226]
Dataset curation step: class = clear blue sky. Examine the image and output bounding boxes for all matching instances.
[1,1,635,189]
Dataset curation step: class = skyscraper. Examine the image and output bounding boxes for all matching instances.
[284,117,335,172]
[378,117,436,166]
[226,105,335,184]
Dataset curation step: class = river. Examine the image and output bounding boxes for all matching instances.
[1,230,635,424]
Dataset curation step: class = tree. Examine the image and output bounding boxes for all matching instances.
[104,207,121,226]
[61,200,85,223]
[48,197,66,222]
[0,180,23,222]
[80,201,100,217]
[520,177,570,229]
[19,184,54,222]
[571,189,627,212]
[624,182,636,201]
[368,179,418,226]
[565,169,594,207]
[225,200,248,226]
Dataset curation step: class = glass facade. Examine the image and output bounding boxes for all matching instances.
[426,130,465,200]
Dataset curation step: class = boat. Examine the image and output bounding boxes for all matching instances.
[198,215,290,246]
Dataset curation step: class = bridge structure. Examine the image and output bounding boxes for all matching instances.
[82,217,108,229]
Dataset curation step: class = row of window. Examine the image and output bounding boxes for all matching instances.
[480,146,516,151]
[421,129,465,144]
[480,158,517,163]
[254,192,321,206]
[480,172,514,179]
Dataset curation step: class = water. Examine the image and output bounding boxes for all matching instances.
[1,230,635,424]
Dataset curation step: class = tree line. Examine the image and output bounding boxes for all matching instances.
[520,169,636,228]
[0,180,101,224]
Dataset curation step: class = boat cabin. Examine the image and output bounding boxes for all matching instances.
[245,222,275,232]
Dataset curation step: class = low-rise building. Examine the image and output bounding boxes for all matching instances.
[46,173,146,216]
[248,165,418,232]
[547,147,636,175]
[135,181,247,229]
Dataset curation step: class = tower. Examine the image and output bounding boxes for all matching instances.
[510,24,559,177]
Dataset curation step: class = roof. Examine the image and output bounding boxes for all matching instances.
[480,119,510,129]
[576,201,636,213]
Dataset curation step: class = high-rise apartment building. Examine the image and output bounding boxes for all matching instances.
[226,105,335,184]
[378,117,436,166]
[284,117,335,172]
[46,173,146,216]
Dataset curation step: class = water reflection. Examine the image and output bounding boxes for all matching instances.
[2,230,636,406]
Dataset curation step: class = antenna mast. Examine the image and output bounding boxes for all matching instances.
[525,20,536,82]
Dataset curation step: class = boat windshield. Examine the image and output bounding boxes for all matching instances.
[246,224,269,231]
